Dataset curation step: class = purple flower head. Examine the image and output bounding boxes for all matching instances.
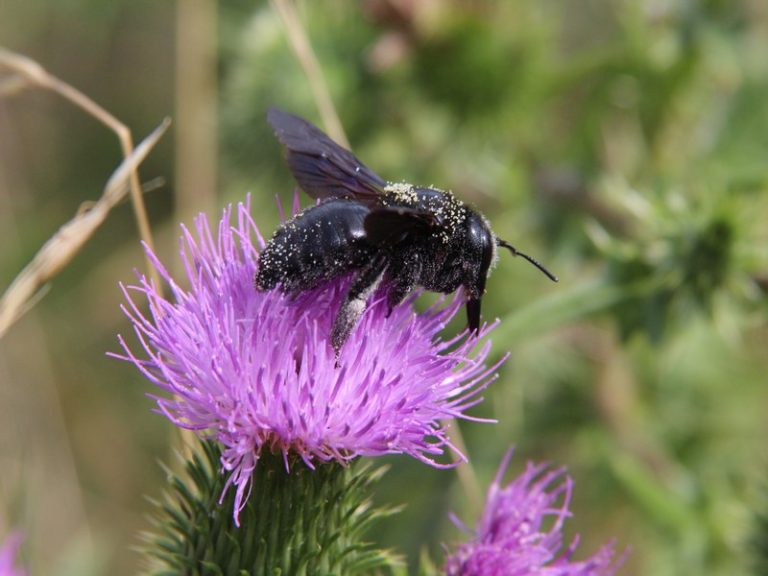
[445,450,625,576]
[0,532,25,576]
[115,196,504,523]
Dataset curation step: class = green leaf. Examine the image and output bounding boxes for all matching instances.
[493,279,632,343]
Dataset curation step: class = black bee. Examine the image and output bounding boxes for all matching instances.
[255,108,557,353]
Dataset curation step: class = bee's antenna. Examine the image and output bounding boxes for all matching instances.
[497,238,558,282]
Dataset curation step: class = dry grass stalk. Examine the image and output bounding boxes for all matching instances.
[0,119,171,338]
[269,0,350,148]
[175,0,219,224]
[0,47,161,289]
[443,420,483,512]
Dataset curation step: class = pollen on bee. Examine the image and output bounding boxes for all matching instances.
[384,182,418,204]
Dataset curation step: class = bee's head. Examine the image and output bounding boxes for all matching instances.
[463,212,559,334]
[463,213,496,333]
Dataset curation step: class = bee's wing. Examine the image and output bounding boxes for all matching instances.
[364,206,437,246]
[268,108,386,205]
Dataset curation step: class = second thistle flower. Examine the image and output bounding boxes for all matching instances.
[446,450,624,576]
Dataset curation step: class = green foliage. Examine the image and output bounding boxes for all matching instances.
[5,1,768,574]
[142,440,401,576]
[590,188,744,341]
[750,483,768,576]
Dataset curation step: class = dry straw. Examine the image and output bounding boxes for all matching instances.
[269,0,350,148]
[0,47,169,337]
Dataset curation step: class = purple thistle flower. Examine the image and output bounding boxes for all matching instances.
[114,196,504,523]
[0,532,25,576]
[445,450,625,576]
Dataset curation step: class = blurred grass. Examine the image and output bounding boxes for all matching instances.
[1,1,768,574]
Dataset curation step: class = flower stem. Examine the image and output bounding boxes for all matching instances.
[142,439,401,575]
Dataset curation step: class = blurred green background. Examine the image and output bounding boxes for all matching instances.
[1,1,767,574]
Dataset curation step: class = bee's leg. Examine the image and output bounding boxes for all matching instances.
[385,283,411,317]
[331,256,387,354]
[385,257,421,317]
[385,277,416,317]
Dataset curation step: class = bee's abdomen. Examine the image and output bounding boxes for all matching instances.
[255,200,373,292]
